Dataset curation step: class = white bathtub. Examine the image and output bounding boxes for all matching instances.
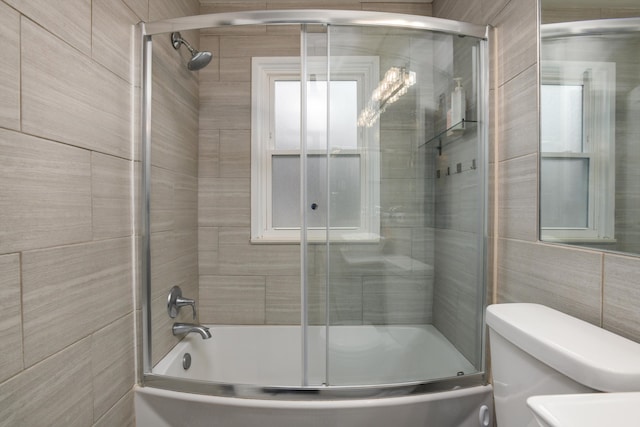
[136,325,493,427]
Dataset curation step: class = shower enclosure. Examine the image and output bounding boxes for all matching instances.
[140,9,488,402]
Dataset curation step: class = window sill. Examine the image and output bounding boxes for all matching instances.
[541,236,617,244]
[250,232,382,245]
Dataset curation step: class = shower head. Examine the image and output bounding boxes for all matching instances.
[188,50,213,71]
[171,32,213,71]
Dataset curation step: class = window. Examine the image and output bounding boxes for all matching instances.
[251,56,380,243]
[540,61,615,242]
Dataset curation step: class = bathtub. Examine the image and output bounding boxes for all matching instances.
[136,325,493,427]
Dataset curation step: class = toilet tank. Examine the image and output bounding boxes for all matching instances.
[486,303,640,427]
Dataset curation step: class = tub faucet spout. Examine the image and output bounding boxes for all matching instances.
[172,322,212,339]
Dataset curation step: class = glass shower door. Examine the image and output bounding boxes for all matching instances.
[140,9,489,397]
[301,24,329,386]
[324,25,486,386]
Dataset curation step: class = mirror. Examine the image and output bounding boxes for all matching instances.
[539,0,640,253]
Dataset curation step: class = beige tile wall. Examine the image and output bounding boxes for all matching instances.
[148,2,201,368]
[0,254,21,384]
[0,3,20,131]
[197,3,437,328]
[0,0,198,425]
[200,0,432,15]
[22,18,131,159]
[434,0,640,345]
[542,6,640,24]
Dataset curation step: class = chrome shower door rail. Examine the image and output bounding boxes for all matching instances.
[141,9,488,39]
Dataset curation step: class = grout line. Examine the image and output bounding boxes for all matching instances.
[90,152,96,242]
[486,1,511,27]
[19,12,23,134]
[19,252,26,372]
[497,62,537,91]
[263,274,267,325]
[90,0,93,57]
[492,34,500,305]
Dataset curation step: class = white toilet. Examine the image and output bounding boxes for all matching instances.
[486,303,640,427]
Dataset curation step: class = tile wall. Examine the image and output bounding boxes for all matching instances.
[10,0,640,423]
[433,0,640,344]
[0,0,198,425]
[148,9,201,366]
[196,0,436,328]
[542,6,640,23]
[199,0,433,16]
[429,35,486,366]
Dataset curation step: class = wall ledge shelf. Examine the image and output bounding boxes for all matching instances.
[422,120,477,155]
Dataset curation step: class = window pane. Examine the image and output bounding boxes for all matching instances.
[540,157,589,228]
[274,81,358,151]
[306,80,327,150]
[541,85,583,153]
[271,155,300,227]
[272,155,361,228]
[328,81,358,150]
[274,81,301,150]
[327,155,361,227]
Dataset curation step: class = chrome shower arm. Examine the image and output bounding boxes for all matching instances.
[171,32,195,54]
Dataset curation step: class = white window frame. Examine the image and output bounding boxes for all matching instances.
[540,60,616,242]
[251,56,380,243]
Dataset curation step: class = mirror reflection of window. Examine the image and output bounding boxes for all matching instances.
[539,60,615,243]
[540,157,590,228]
[540,84,583,153]
[540,7,640,253]
[540,84,589,229]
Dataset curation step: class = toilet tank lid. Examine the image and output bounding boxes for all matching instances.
[486,303,640,392]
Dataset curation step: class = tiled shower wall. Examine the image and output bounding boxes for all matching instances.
[542,5,640,23]
[196,1,437,327]
[434,0,640,344]
[430,35,485,366]
[148,20,201,366]
[0,0,198,425]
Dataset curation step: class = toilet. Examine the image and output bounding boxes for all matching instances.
[486,303,640,427]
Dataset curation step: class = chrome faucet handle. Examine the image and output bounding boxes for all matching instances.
[176,295,196,319]
[167,286,197,319]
